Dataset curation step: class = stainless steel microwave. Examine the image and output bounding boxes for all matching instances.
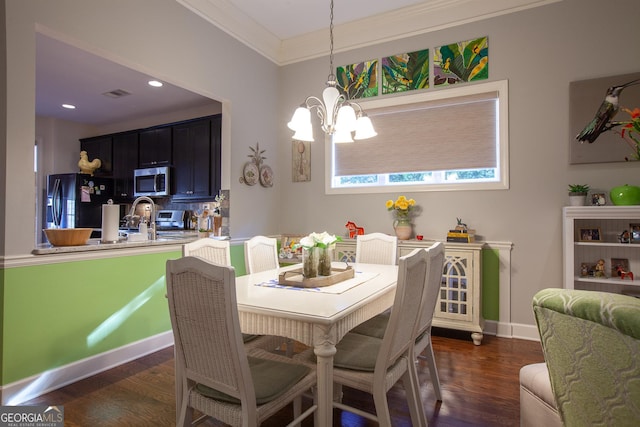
[134,166,171,197]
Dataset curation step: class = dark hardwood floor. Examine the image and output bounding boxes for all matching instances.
[23,329,543,426]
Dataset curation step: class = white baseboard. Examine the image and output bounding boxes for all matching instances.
[510,322,541,341]
[486,320,539,341]
[1,331,174,405]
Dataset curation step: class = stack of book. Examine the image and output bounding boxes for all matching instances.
[446,229,475,243]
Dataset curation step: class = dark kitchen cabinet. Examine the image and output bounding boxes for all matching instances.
[80,135,112,176]
[76,114,221,202]
[112,131,138,200]
[138,126,172,167]
[172,118,211,199]
[210,114,221,197]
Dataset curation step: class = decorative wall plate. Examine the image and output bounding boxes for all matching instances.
[259,165,273,187]
[241,162,259,186]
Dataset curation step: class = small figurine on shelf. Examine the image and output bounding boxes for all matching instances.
[619,230,631,243]
[580,263,590,277]
[616,265,634,280]
[345,221,365,239]
[594,259,607,278]
[447,218,476,243]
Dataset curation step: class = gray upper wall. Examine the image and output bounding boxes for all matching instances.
[277,0,640,326]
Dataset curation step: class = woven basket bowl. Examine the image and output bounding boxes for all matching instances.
[44,228,92,246]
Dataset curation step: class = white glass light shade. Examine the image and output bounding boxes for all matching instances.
[292,123,315,142]
[322,86,341,127]
[354,115,377,140]
[333,129,354,143]
[288,106,311,131]
[335,105,357,132]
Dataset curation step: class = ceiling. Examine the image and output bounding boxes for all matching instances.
[36,34,218,126]
[202,0,429,40]
[36,0,558,126]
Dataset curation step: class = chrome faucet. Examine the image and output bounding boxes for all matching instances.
[128,196,156,240]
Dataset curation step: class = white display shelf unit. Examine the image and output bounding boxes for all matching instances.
[335,239,485,345]
[563,206,640,295]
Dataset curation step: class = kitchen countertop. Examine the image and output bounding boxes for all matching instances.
[32,231,201,255]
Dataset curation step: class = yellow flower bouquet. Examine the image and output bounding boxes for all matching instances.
[385,195,416,219]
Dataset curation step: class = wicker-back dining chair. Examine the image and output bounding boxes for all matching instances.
[295,247,436,426]
[244,236,279,274]
[182,238,231,265]
[182,238,286,352]
[166,256,317,426]
[355,232,398,265]
[349,242,446,401]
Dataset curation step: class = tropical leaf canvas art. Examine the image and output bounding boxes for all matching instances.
[336,60,378,99]
[434,36,488,86]
[382,49,429,94]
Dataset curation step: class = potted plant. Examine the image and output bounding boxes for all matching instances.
[568,184,590,206]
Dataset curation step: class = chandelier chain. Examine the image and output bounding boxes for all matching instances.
[287,0,376,141]
[328,0,335,82]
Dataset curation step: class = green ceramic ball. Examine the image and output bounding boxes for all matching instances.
[610,184,640,205]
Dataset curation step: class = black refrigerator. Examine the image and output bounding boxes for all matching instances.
[46,173,114,236]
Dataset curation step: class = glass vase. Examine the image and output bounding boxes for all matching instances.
[302,247,318,278]
[318,246,334,276]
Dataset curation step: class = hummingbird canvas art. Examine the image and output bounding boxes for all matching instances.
[576,78,640,144]
[569,72,640,164]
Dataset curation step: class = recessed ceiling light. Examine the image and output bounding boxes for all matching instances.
[62,104,76,109]
[148,80,163,87]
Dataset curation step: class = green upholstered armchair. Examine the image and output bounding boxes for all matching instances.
[522,288,640,426]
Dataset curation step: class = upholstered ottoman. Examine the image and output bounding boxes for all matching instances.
[519,362,561,427]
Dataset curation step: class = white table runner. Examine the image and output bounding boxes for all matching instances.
[254,270,379,294]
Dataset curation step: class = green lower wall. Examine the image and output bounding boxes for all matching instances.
[230,244,247,276]
[1,244,499,387]
[2,251,181,384]
[482,248,499,321]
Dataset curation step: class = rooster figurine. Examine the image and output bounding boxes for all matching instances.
[78,150,101,176]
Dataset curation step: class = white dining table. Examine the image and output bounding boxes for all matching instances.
[235,261,399,427]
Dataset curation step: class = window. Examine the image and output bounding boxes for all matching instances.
[325,79,509,194]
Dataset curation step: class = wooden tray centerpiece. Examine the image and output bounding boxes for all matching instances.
[278,266,354,288]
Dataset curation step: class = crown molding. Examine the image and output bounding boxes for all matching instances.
[176,0,283,61]
[177,0,561,66]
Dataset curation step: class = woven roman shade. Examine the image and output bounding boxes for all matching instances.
[334,91,498,176]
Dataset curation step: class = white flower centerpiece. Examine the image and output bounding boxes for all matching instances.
[299,231,341,278]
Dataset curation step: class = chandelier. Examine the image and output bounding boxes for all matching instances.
[287,0,377,143]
